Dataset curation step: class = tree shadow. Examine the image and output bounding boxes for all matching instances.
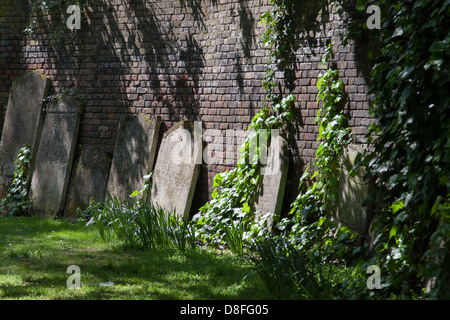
[0,216,263,299]
[16,0,375,214]
[28,96,84,217]
[28,1,208,206]
[32,0,207,138]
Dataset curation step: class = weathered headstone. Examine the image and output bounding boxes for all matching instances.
[29,96,84,217]
[332,144,371,236]
[0,103,4,141]
[253,134,289,230]
[150,120,201,221]
[0,71,50,199]
[64,145,112,217]
[106,114,161,200]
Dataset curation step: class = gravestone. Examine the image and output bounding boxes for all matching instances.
[150,120,201,221]
[0,103,4,141]
[253,134,289,230]
[64,145,112,217]
[332,144,371,236]
[0,71,50,199]
[106,114,161,200]
[29,96,84,217]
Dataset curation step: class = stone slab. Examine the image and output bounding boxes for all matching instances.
[332,144,371,236]
[106,114,161,200]
[253,134,289,229]
[29,97,83,217]
[64,145,112,217]
[0,71,50,199]
[150,120,201,221]
[0,102,4,141]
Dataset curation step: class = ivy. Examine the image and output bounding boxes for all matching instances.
[25,0,85,43]
[1,145,33,216]
[193,94,295,248]
[355,0,450,298]
[277,44,354,265]
[194,2,354,262]
[193,0,298,249]
[16,0,448,299]
[260,0,301,94]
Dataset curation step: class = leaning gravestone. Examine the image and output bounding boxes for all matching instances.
[151,120,201,221]
[0,71,50,200]
[106,114,161,200]
[0,103,4,141]
[29,96,84,217]
[64,145,112,217]
[332,144,371,236]
[253,134,289,230]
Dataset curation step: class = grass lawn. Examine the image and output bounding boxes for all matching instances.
[0,216,268,300]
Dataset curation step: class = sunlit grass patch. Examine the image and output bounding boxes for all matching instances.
[0,216,267,300]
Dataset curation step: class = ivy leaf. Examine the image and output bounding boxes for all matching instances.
[213,174,223,188]
[242,202,251,214]
[130,190,139,197]
[356,0,367,11]
[389,226,398,243]
[392,27,404,38]
[391,201,404,214]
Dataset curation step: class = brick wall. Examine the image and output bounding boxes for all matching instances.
[0,0,29,130]
[0,0,372,211]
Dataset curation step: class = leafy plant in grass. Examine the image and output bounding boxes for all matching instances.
[84,195,196,253]
[85,196,140,248]
[1,145,32,216]
[249,236,365,300]
[134,201,197,252]
[249,237,357,299]
[168,216,197,254]
[222,214,246,256]
[248,237,317,299]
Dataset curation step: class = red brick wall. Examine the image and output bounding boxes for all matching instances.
[0,0,372,210]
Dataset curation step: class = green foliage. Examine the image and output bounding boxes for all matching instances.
[25,0,86,43]
[424,195,450,299]
[248,237,359,299]
[28,0,85,16]
[222,215,246,256]
[84,197,142,247]
[1,145,32,216]
[260,0,301,94]
[241,43,365,298]
[193,94,295,249]
[168,215,197,254]
[248,237,321,299]
[84,196,196,253]
[355,0,450,298]
[81,171,196,253]
[193,0,298,250]
[278,44,354,260]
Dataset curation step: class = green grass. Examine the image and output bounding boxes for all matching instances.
[0,216,268,300]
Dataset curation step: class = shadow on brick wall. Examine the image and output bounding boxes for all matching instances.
[11,0,375,215]
[29,1,210,142]
[0,0,31,107]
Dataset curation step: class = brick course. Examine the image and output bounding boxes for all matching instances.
[0,0,372,212]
